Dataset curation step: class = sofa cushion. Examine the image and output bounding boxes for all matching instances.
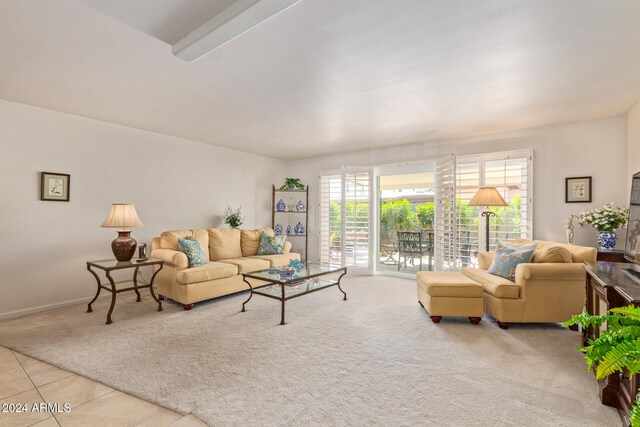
[416,272,483,298]
[533,240,596,263]
[532,244,572,263]
[461,267,520,299]
[488,241,535,280]
[178,237,207,268]
[208,228,242,261]
[218,257,270,273]
[160,229,210,260]
[241,228,274,257]
[176,262,238,285]
[561,243,597,263]
[249,252,301,266]
[257,233,286,255]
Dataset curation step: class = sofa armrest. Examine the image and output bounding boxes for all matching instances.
[151,237,161,251]
[151,248,188,270]
[283,241,292,253]
[477,252,494,270]
[515,263,586,282]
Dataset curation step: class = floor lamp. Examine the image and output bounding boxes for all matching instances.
[468,187,508,252]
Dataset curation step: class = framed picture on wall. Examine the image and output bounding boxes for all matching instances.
[41,172,70,202]
[565,176,591,203]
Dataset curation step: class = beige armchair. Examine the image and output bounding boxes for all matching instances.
[461,241,596,329]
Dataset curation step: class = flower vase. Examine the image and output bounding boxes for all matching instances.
[597,231,617,251]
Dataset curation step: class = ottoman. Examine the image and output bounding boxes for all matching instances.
[416,271,484,324]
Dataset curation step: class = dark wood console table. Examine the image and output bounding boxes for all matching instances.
[597,250,626,263]
[584,261,640,426]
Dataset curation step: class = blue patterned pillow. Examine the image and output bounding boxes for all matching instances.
[257,233,286,255]
[178,237,207,268]
[488,241,535,280]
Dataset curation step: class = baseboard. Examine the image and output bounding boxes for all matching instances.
[0,294,111,321]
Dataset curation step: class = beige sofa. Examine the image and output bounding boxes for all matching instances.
[150,227,300,310]
[460,240,596,329]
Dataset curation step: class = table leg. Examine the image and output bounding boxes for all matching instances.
[336,271,347,301]
[86,265,102,313]
[148,264,163,312]
[242,277,253,312]
[105,272,117,325]
[280,284,286,325]
[132,266,142,302]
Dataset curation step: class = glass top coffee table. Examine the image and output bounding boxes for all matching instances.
[241,263,347,325]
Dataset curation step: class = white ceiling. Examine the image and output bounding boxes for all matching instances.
[1,0,640,160]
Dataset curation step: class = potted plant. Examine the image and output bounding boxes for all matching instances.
[223,206,244,229]
[574,203,628,251]
[280,178,305,191]
[564,306,640,426]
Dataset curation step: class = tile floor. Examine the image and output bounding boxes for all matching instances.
[0,346,207,427]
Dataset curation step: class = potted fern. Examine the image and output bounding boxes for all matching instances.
[280,178,305,191]
[564,306,640,425]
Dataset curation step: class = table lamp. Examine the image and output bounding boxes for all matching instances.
[100,203,144,262]
[468,187,508,252]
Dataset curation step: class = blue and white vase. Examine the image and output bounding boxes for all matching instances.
[294,222,304,235]
[274,224,283,235]
[286,225,292,235]
[276,199,286,212]
[296,200,305,211]
[597,231,617,251]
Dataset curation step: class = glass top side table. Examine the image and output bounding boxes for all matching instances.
[86,258,164,324]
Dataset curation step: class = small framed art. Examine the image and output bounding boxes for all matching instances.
[41,172,70,202]
[565,176,591,203]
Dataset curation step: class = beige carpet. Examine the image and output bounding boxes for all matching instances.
[0,275,619,426]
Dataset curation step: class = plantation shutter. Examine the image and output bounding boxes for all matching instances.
[434,154,457,271]
[319,174,342,266]
[484,155,531,246]
[319,170,372,273]
[456,150,532,266]
[456,161,481,267]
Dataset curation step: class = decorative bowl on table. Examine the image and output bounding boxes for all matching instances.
[267,266,296,279]
[278,268,296,279]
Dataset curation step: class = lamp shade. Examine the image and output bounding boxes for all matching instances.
[468,187,508,207]
[100,203,144,229]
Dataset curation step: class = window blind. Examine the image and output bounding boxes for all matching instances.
[319,171,372,271]
[434,155,457,271]
[456,150,532,267]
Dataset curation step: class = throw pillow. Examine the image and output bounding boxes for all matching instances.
[488,241,535,280]
[178,237,207,268]
[257,233,286,255]
[532,244,572,263]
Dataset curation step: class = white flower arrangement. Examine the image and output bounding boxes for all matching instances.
[574,203,629,232]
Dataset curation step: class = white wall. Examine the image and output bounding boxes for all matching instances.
[629,101,640,188]
[0,100,286,318]
[288,115,629,262]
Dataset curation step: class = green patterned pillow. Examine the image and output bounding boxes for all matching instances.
[178,237,207,268]
[257,232,286,255]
